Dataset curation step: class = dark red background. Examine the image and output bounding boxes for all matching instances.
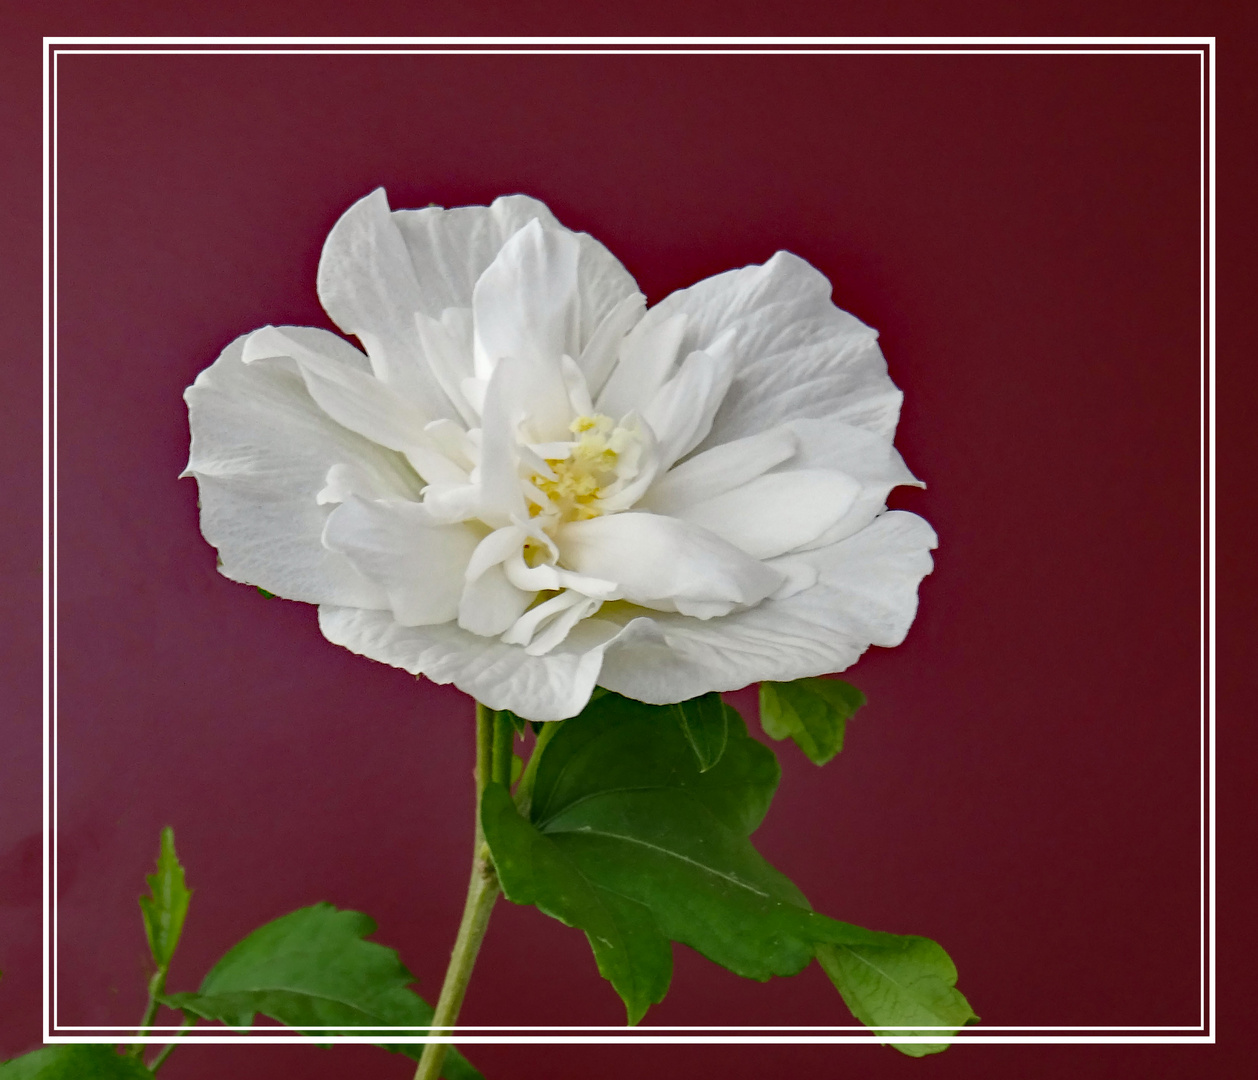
[2,8,1253,1080]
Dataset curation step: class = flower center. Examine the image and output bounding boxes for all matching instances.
[530,414,626,524]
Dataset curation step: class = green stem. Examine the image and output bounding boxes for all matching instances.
[412,703,503,1080]
[127,967,166,1058]
[491,709,515,787]
[148,1016,196,1073]
[513,720,561,818]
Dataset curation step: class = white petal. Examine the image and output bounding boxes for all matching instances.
[465,525,527,581]
[472,218,580,378]
[596,311,688,419]
[578,291,646,394]
[526,595,603,656]
[243,324,436,446]
[423,418,477,471]
[415,311,478,427]
[673,469,861,560]
[318,605,663,721]
[645,251,905,448]
[316,462,394,506]
[784,418,924,546]
[391,195,640,354]
[768,557,819,599]
[477,354,568,524]
[596,511,937,703]
[243,324,471,494]
[501,589,587,647]
[183,332,413,607]
[640,348,734,471]
[322,496,481,626]
[557,512,784,611]
[641,426,798,515]
[419,482,483,524]
[560,354,595,417]
[458,563,534,637]
[315,189,460,418]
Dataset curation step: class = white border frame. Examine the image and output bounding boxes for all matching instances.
[42,35,1216,1049]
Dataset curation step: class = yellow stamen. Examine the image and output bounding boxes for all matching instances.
[531,414,621,523]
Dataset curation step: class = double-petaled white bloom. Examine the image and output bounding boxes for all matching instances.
[184,190,936,721]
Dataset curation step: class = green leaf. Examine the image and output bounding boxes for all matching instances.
[759,678,867,765]
[161,904,481,1080]
[816,935,979,1056]
[138,826,192,969]
[482,783,671,1025]
[669,692,728,771]
[0,1045,152,1079]
[255,587,276,599]
[486,694,847,1018]
[486,693,974,1044]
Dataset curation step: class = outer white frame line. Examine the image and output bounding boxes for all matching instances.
[44,35,1216,45]
[43,36,1216,1048]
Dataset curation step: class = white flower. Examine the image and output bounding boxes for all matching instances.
[183,190,936,721]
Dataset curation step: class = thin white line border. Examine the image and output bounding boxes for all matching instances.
[43,35,1216,1049]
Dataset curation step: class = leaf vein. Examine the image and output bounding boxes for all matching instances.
[559,827,772,898]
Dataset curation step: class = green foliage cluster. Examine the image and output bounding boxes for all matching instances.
[2,677,974,1076]
[484,688,976,1052]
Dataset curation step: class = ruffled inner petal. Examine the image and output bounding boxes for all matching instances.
[640,348,734,471]
[642,251,906,449]
[458,563,535,637]
[594,511,938,705]
[578,291,646,395]
[641,425,798,514]
[183,332,415,608]
[322,496,482,626]
[315,188,461,419]
[557,511,784,614]
[473,218,580,380]
[596,311,688,419]
[669,468,862,560]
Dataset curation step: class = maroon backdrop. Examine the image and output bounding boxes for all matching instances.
[3,11,1253,1080]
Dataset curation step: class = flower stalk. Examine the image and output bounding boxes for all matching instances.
[149,1016,196,1073]
[414,702,528,1080]
[128,967,167,1059]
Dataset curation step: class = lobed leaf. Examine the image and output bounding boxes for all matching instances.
[816,935,979,1057]
[482,783,671,1025]
[491,695,833,1010]
[0,1045,153,1079]
[161,904,481,1080]
[668,692,729,772]
[759,678,866,765]
[486,691,974,1051]
[138,826,192,970]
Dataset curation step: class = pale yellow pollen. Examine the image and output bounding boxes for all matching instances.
[530,414,620,523]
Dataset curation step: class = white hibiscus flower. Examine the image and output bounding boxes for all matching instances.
[183,190,936,721]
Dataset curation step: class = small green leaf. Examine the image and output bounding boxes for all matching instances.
[138,826,192,969]
[255,587,276,599]
[482,782,671,1025]
[816,934,978,1056]
[759,678,867,765]
[0,1044,153,1079]
[161,904,481,1080]
[669,692,728,771]
[510,754,524,784]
